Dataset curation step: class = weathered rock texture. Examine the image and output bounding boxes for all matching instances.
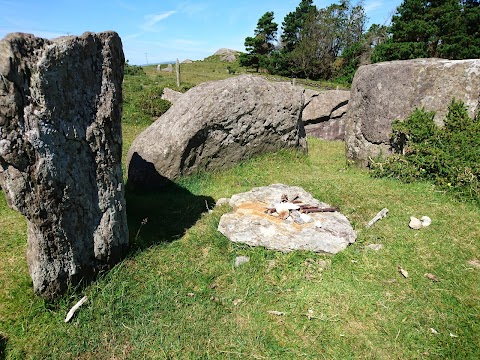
[127,75,307,188]
[218,184,356,254]
[161,87,183,104]
[213,48,240,62]
[0,32,129,298]
[303,89,350,140]
[345,58,480,166]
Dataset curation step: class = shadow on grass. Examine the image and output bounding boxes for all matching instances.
[0,333,6,360]
[125,152,215,250]
[125,181,215,250]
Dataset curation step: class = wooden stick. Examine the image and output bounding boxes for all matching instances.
[65,296,88,323]
[366,208,389,228]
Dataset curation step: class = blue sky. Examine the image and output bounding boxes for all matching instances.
[1,0,403,65]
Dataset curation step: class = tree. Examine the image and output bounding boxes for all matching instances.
[288,0,367,79]
[281,0,316,53]
[336,23,389,83]
[240,12,278,72]
[372,0,480,62]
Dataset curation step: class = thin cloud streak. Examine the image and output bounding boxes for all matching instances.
[364,0,384,12]
[142,11,176,32]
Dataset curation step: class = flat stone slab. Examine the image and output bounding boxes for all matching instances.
[217,184,356,254]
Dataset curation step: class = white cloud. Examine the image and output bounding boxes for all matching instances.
[364,0,383,12]
[142,11,176,32]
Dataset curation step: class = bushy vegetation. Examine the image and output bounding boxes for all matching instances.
[123,61,145,76]
[371,99,480,205]
[372,0,480,62]
[241,0,479,83]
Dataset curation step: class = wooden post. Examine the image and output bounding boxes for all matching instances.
[292,78,296,86]
[176,58,180,87]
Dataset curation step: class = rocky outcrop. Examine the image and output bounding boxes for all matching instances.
[127,75,307,188]
[161,87,183,104]
[302,89,350,140]
[0,32,128,299]
[213,48,240,62]
[218,184,356,254]
[161,63,173,72]
[345,58,480,167]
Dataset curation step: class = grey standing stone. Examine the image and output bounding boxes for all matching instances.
[345,58,480,167]
[0,31,129,299]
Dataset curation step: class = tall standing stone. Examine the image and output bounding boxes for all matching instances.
[0,31,129,299]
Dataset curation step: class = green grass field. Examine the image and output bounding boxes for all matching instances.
[0,60,479,359]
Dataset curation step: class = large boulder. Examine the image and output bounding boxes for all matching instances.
[127,75,307,188]
[345,58,480,167]
[0,32,129,299]
[302,89,350,140]
[213,48,240,62]
[218,184,356,254]
[161,87,183,104]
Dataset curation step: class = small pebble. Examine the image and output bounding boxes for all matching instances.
[367,244,383,251]
[235,256,250,267]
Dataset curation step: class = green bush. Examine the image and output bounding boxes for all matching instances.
[371,99,480,204]
[124,62,146,76]
[134,86,172,118]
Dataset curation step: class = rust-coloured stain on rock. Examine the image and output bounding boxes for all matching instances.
[234,201,303,229]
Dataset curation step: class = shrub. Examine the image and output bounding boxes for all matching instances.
[134,86,172,118]
[371,99,480,204]
[124,62,146,76]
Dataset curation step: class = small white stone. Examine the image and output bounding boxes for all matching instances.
[409,216,422,230]
[235,256,250,267]
[314,221,323,228]
[420,216,432,227]
[274,202,300,213]
[300,213,312,223]
[367,244,383,251]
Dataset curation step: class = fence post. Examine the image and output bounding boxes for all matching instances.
[176,58,180,87]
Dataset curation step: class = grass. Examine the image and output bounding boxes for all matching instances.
[0,60,479,359]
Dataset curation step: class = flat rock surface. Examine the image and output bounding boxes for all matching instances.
[218,184,356,254]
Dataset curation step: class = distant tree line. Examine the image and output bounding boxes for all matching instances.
[240,0,480,84]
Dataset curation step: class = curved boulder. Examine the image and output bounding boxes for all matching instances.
[127,75,307,188]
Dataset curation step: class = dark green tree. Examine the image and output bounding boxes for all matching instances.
[288,0,367,79]
[372,0,480,62]
[240,12,278,72]
[336,23,389,84]
[281,0,316,53]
